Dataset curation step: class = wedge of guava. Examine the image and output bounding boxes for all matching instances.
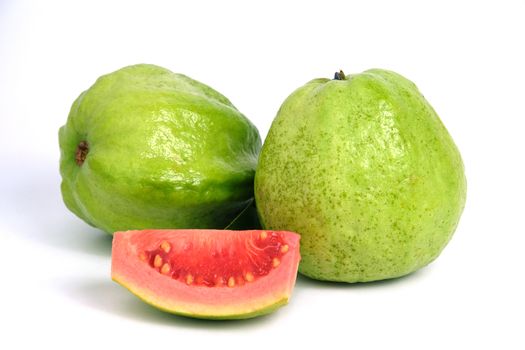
[111,229,301,319]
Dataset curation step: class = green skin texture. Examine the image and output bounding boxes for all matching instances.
[255,69,466,282]
[59,64,261,234]
[115,278,288,320]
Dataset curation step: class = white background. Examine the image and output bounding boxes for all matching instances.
[1,0,524,349]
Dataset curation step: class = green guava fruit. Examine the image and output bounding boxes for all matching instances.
[255,69,466,282]
[112,229,301,319]
[59,64,261,234]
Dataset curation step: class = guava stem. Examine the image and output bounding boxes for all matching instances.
[75,141,89,166]
[333,70,346,80]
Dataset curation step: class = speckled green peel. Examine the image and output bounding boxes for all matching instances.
[255,69,466,282]
[59,64,261,234]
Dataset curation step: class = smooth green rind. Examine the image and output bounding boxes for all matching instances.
[255,69,466,282]
[59,64,261,234]
[112,274,288,320]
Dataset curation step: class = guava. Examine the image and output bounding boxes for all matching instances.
[111,229,301,319]
[59,64,261,234]
[255,69,467,282]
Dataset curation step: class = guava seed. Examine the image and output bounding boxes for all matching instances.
[153,255,163,268]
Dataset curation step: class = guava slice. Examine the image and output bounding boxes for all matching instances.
[112,229,301,320]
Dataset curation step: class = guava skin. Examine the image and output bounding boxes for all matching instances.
[255,69,466,282]
[59,64,261,234]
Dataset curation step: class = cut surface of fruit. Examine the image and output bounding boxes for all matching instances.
[112,229,301,319]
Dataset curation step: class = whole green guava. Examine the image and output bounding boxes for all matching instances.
[255,69,466,282]
[59,64,261,234]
